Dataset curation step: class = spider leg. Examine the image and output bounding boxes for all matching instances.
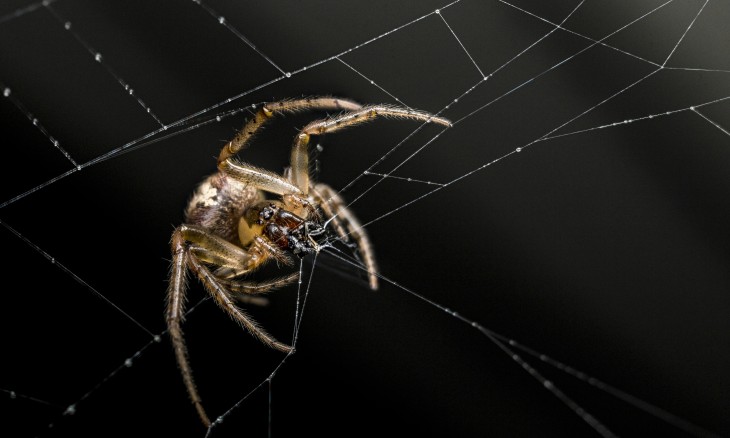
[174,226,292,345]
[289,105,452,194]
[312,183,379,290]
[167,225,295,427]
[167,229,212,427]
[309,184,348,242]
[221,272,300,297]
[219,160,303,196]
[217,162,317,224]
[180,224,270,272]
[187,252,292,353]
[218,96,362,163]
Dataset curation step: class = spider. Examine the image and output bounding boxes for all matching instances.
[166,96,451,426]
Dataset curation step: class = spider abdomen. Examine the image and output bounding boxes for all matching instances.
[185,172,261,243]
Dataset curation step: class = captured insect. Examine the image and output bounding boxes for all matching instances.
[166,96,451,425]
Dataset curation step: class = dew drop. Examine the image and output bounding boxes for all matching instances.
[690,106,695,111]
[370,80,374,85]
[32,118,38,126]
[64,21,71,30]
[515,147,522,152]
[128,89,134,95]
[64,404,76,416]
[544,380,554,389]
[124,358,133,367]
[218,16,225,24]
[76,165,82,171]
[153,335,162,343]
[285,72,292,78]
[9,391,16,399]
[53,140,59,147]
[3,87,10,97]
[50,257,55,264]
[435,9,440,14]
[216,116,221,122]
[94,53,103,62]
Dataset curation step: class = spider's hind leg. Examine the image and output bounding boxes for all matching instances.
[167,227,212,427]
[187,252,292,353]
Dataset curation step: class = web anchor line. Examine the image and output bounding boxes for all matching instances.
[539,95,730,142]
[0,0,56,25]
[192,0,286,76]
[1,387,57,408]
[43,3,165,127]
[363,171,445,186]
[1,80,78,167]
[336,57,413,109]
[33,295,221,437]
[692,107,730,137]
[0,219,155,337]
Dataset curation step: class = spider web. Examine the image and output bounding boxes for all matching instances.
[1,0,729,436]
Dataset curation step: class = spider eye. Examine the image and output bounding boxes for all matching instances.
[259,206,275,221]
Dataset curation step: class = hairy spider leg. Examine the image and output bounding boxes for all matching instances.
[289,105,452,194]
[310,183,379,290]
[218,96,362,164]
[219,272,300,297]
[167,225,294,427]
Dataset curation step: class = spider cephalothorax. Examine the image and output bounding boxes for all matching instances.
[166,96,451,426]
[247,201,327,256]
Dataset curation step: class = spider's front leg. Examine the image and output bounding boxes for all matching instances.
[288,104,452,194]
[217,96,362,164]
[311,183,379,290]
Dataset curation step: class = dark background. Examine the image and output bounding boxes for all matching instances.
[1,1,729,437]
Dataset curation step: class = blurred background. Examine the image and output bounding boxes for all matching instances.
[1,0,728,436]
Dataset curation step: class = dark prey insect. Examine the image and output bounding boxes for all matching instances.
[166,96,451,425]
